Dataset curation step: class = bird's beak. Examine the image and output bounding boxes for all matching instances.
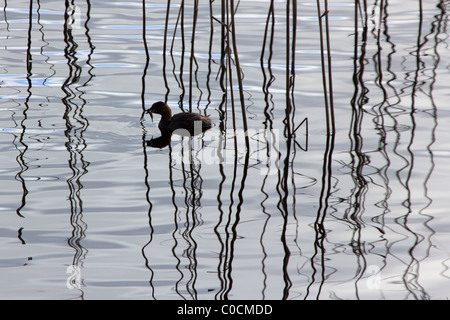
[146,109,154,121]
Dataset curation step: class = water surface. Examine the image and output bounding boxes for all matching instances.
[0,0,449,300]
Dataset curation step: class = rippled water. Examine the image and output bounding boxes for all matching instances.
[0,0,449,300]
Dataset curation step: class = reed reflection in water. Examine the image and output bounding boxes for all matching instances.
[0,0,449,300]
[335,0,449,300]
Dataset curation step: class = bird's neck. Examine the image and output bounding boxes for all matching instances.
[160,108,172,122]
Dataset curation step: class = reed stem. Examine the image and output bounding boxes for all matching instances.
[189,0,199,111]
[316,0,335,135]
[228,0,250,148]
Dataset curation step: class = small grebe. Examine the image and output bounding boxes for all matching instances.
[146,101,212,134]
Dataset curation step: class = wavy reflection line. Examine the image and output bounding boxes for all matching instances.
[140,0,156,299]
[397,0,424,299]
[356,0,375,298]
[142,2,209,300]
[219,109,239,300]
[350,0,404,298]
[399,0,443,299]
[221,143,250,300]
[259,0,276,300]
[2,0,9,31]
[348,0,377,298]
[369,0,399,297]
[286,0,305,299]
[277,0,303,300]
[154,139,207,300]
[167,144,186,300]
[347,0,445,299]
[191,145,208,298]
[141,143,155,299]
[261,0,307,299]
[305,0,336,299]
[229,152,250,298]
[426,0,446,282]
[213,139,227,300]
[180,148,200,300]
[305,131,335,300]
[188,164,202,299]
[213,116,250,299]
[211,0,256,298]
[14,0,34,218]
[277,124,293,300]
[261,0,309,298]
[17,227,26,245]
[37,0,56,88]
[62,0,93,296]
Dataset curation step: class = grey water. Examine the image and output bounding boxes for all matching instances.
[0,0,449,300]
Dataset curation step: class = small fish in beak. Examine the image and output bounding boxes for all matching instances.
[146,108,154,121]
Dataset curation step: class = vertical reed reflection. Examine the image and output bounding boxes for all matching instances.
[413,0,446,293]
[348,0,397,298]
[213,164,227,300]
[259,0,276,300]
[167,146,184,299]
[213,0,254,296]
[144,2,218,299]
[303,0,336,300]
[398,0,441,299]
[305,132,335,300]
[143,0,311,299]
[156,141,211,299]
[141,0,156,298]
[276,0,303,299]
[2,0,448,301]
[213,144,250,300]
[348,0,375,299]
[342,0,445,298]
[37,0,56,87]
[13,0,33,218]
[62,0,93,294]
